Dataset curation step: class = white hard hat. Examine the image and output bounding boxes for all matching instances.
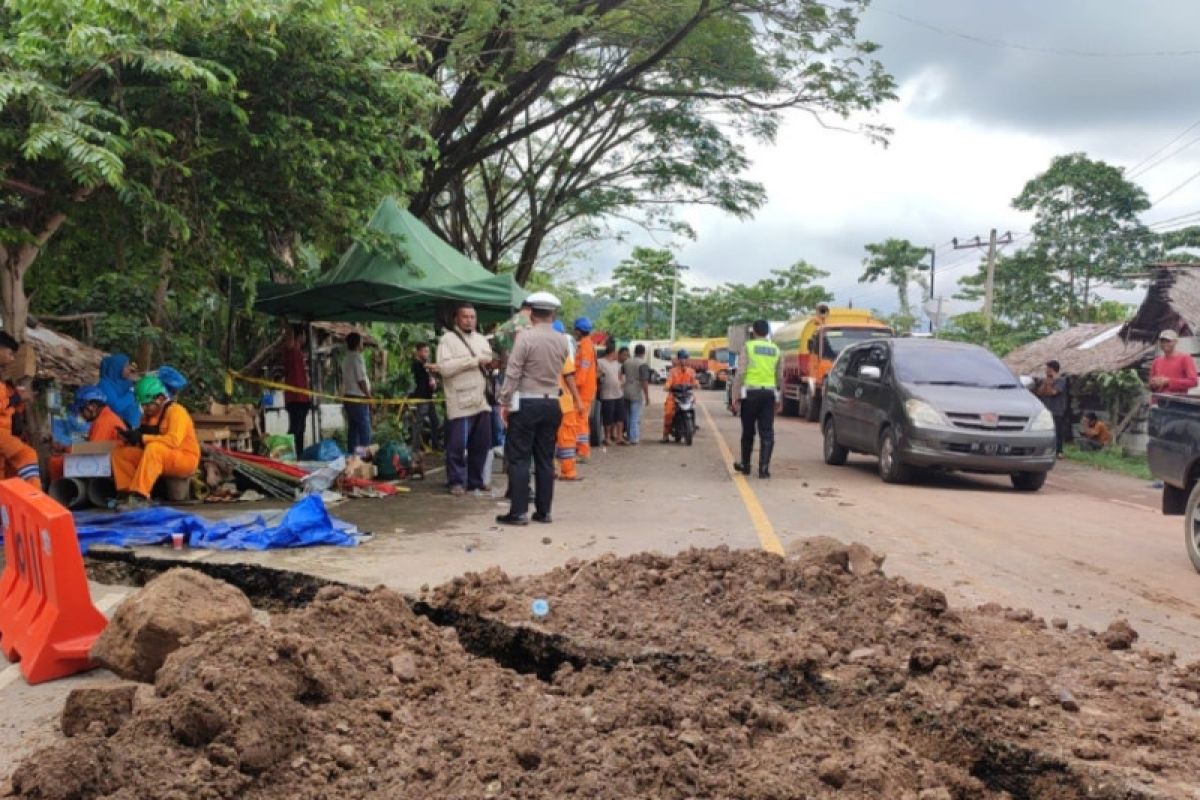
[524,291,561,310]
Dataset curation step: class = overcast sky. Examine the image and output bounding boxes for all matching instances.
[577,0,1200,319]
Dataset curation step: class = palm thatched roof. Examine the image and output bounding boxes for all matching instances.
[24,325,105,387]
[1004,262,1200,378]
[1004,323,1154,377]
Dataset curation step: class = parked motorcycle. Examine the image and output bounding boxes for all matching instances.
[670,384,697,446]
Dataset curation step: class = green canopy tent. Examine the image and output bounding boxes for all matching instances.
[254,197,525,324]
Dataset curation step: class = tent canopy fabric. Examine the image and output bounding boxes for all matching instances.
[255,198,524,323]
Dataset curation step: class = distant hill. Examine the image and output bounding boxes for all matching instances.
[582,294,613,320]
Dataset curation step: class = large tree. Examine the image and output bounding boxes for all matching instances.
[859,238,930,320]
[1012,153,1153,321]
[597,247,680,337]
[404,0,896,283]
[0,0,231,339]
[18,0,436,369]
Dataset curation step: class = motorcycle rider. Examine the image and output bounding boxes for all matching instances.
[661,349,699,443]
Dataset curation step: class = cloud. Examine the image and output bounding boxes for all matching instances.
[573,0,1200,320]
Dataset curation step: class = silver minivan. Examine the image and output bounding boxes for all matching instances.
[820,339,1057,490]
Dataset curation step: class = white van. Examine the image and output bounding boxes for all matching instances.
[630,339,672,383]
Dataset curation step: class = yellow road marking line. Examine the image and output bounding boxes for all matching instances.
[698,399,784,555]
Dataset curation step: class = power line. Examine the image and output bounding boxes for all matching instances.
[1128,133,1200,180]
[1127,118,1200,175]
[875,8,1200,58]
[1153,168,1200,206]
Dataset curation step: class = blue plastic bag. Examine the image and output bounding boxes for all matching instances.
[52,416,91,447]
[302,439,344,462]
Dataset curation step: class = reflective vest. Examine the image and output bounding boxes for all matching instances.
[744,340,780,389]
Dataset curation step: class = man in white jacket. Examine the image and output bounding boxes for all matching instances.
[433,304,495,495]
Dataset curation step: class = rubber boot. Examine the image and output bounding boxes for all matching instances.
[758,441,774,479]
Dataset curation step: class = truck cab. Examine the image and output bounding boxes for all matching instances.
[776,308,892,421]
[670,337,731,390]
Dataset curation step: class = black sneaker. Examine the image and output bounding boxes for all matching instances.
[532,513,552,524]
[733,462,751,475]
[495,514,529,527]
[758,469,771,479]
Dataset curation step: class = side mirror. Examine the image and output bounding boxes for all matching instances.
[859,365,882,381]
[1019,375,1034,389]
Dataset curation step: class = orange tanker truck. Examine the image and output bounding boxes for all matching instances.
[776,307,893,420]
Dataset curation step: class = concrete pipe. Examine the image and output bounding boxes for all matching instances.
[49,478,88,510]
[87,478,117,509]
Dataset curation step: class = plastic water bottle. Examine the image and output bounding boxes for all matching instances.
[531,599,550,618]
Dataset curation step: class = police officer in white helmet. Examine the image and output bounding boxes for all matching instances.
[496,292,577,525]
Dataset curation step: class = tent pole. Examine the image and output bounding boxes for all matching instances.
[307,321,320,451]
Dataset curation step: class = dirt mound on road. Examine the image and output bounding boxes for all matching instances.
[10,542,1200,799]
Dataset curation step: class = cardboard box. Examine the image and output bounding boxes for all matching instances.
[64,453,113,479]
[3,344,36,382]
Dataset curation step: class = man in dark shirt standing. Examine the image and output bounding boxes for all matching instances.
[410,342,441,451]
[1035,359,1069,458]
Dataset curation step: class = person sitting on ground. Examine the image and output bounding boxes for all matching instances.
[111,375,200,509]
[1079,411,1113,452]
[50,385,127,482]
[0,333,39,488]
[661,350,699,444]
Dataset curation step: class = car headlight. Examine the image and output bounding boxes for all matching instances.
[1029,408,1055,432]
[905,399,946,428]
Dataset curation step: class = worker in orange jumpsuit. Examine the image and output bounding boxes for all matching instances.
[662,349,699,443]
[551,321,585,481]
[50,385,126,481]
[112,375,200,508]
[572,318,598,462]
[0,332,40,489]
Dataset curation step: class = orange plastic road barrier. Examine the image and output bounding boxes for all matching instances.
[0,479,107,684]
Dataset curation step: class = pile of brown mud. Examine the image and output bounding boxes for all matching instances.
[10,541,1200,799]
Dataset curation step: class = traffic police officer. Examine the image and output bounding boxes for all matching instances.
[497,292,577,525]
[731,319,782,478]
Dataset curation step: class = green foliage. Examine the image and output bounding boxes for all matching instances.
[1011,153,1154,321]
[1063,444,1152,481]
[1075,369,1146,420]
[859,239,930,318]
[936,313,1038,357]
[597,249,832,339]
[15,0,439,388]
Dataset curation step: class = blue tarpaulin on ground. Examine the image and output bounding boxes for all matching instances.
[70,495,360,553]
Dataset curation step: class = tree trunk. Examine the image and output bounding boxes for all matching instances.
[0,211,70,342]
[137,250,172,368]
[515,230,546,286]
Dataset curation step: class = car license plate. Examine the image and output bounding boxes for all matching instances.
[979,442,1009,455]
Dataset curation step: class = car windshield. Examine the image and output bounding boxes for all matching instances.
[822,328,892,359]
[894,346,1021,388]
[713,347,731,363]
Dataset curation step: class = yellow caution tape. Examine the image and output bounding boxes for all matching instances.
[226,371,443,407]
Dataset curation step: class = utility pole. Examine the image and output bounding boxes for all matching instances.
[919,245,937,332]
[953,230,1014,334]
[669,263,681,344]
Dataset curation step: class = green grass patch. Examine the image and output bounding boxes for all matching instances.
[1063,444,1153,481]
